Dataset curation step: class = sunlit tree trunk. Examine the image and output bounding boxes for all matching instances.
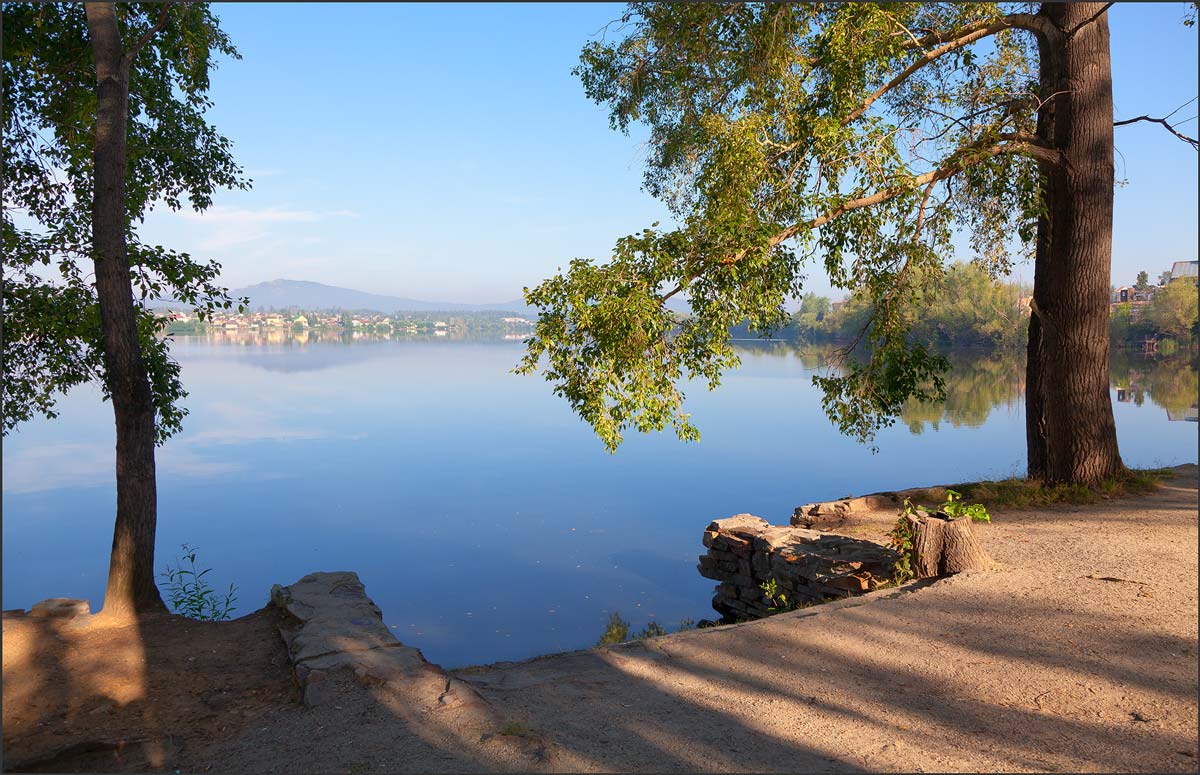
[86,2,166,616]
[1025,2,1125,486]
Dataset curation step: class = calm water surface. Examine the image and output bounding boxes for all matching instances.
[3,334,1196,667]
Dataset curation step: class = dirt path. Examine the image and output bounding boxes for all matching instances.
[445,464,1198,773]
[6,466,1196,772]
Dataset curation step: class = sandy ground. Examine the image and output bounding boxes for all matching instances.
[4,465,1197,773]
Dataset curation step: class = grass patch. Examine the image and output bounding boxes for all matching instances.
[954,467,1174,510]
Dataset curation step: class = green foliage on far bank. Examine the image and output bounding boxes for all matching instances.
[794,263,1030,349]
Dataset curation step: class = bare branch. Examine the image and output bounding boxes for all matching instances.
[1065,3,1115,38]
[1113,113,1199,150]
[121,3,172,71]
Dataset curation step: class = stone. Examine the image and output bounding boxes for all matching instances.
[700,511,899,621]
[30,598,90,618]
[707,513,770,534]
[792,486,948,527]
[272,572,402,662]
[271,571,457,710]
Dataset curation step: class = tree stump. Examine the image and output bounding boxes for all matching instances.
[905,513,992,578]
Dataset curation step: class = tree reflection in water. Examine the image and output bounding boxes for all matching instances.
[1111,350,1200,422]
[735,340,1198,432]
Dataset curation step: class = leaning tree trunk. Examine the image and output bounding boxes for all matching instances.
[1025,2,1125,485]
[905,513,992,579]
[86,3,166,617]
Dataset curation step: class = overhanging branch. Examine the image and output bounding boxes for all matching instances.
[850,15,1050,124]
[121,3,172,70]
[658,133,1061,302]
[902,12,1056,50]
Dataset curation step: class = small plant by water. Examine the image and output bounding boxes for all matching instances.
[758,578,798,614]
[160,544,238,621]
[889,516,919,584]
[596,612,630,645]
[595,612,690,646]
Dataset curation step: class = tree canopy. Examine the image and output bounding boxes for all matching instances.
[3,2,247,442]
[518,3,1054,451]
[1145,281,1200,341]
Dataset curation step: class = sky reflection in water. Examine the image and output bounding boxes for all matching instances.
[2,335,1196,667]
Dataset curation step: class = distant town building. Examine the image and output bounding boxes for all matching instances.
[1168,260,1198,283]
[1167,406,1199,422]
[1110,283,1159,320]
[1111,285,1157,305]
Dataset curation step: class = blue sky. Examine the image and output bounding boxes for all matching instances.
[138,3,1199,303]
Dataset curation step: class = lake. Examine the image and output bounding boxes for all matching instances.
[3,332,1196,667]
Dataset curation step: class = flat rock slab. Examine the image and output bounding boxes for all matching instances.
[792,485,952,529]
[29,598,90,618]
[270,571,479,708]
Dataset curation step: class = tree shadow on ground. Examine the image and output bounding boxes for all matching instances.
[2,608,292,773]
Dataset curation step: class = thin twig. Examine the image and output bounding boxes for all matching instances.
[1113,114,1198,149]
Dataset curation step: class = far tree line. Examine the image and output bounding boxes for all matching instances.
[755,262,1198,351]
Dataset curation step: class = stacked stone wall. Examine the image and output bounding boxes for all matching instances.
[698,514,899,621]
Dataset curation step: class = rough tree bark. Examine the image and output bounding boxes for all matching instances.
[85,2,166,616]
[1025,2,1125,485]
[906,514,992,579]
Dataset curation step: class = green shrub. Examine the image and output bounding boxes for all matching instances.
[596,612,631,645]
[596,611,688,646]
[160,544,238,621]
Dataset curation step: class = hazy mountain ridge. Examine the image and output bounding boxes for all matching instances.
[153,278,694,315]
[229,279,529,313]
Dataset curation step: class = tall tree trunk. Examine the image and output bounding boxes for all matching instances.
[1026,3,1125,485]
[1025,14,1055,481]
[86,2,166,617]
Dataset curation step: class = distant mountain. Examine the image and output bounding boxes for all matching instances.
[152,277,695,315]
[224,280,529,314]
